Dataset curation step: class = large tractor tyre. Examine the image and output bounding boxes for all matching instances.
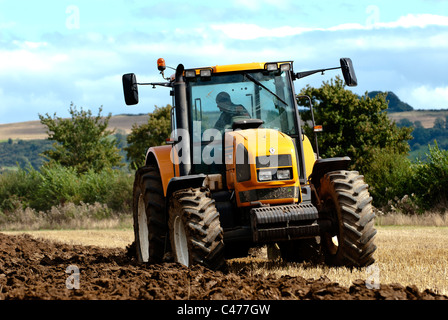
[133,166,167,263]
[168,187,225,270]
[318,170,377,267]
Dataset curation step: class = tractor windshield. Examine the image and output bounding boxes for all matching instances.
[187,70,298,137]
[186,69,299,174]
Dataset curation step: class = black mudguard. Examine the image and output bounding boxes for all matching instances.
[309,156,351,190]
[165,174,206,213]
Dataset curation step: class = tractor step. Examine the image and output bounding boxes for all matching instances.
[250,203,320,243]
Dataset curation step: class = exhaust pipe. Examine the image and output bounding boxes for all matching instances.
[174,64,191,176]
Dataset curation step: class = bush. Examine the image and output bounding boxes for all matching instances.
[364,149,414,208]
[411,143,448,211]
[365,143,448,214]
[32,164,82,210]
[0,166,41,211]
[0,165,133,213]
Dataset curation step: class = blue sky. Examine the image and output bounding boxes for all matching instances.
[1,0,448,124]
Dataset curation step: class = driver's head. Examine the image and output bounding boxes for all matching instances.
[216,91,245,114]
[216,92,231,109]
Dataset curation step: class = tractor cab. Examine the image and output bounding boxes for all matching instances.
[182,62,301,178]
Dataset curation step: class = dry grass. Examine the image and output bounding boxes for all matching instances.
[388,110,448,128]
[0,121,48,140]
[0,203,133,231]
[229,226,448,295]
[372,227,448,295]
[3,229,134,248]
[229,212,448,294]
[376,211,448,227]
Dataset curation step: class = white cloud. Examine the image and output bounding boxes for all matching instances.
[237,0,259,11]
[211,23,313,40]
[400,85,448,109]
[0,49,52,72]
[327,23,365,32]
[12,40,48,49]
[234,0,285,11]
[211,13,448,41]
[377,14,448,29]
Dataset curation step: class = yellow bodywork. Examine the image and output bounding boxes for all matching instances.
[302,135,316,181]
[213,62,268,73]
[145,145,177,197]
[147,132,317,203]
[186,61,293,75]
[225,128,301,207]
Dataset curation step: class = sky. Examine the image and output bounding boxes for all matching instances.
[1,0,448,124]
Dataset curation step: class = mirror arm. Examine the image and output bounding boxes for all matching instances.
[295,66,340,80]
[137,82,172,88]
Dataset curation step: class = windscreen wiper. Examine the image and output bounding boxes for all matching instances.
[244,73,288,106]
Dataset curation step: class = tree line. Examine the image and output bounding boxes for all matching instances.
[397,116,448,158]
[298,77,447,212]
[0,139,53,171]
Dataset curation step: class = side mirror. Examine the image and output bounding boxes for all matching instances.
[122,73,139,105]
[340,58,357,87]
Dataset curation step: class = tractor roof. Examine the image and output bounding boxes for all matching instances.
[183,61,293,77]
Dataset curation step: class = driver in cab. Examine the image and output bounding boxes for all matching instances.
[214,92,250,131]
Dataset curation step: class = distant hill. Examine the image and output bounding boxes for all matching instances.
[0,114,149,171]
[0,114,150,141]
[367,91,414,112]
[388,110,448,129]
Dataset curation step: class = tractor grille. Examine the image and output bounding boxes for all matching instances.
[256,154,292,168]
[239,186,298,203]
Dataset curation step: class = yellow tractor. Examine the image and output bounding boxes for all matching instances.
[122,58,377,270]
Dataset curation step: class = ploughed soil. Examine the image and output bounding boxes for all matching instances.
[0,233,446,300]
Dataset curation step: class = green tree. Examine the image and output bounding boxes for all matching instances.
[298,76,413,174]
[433,117,445,130]
[125,105,172,169]
[39,103,124,173]
[397,118,413,128]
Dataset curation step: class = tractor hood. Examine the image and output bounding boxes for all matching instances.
[229,128,294,158]
[225,128,301,206]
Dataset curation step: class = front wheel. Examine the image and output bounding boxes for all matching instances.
[168,187,225,270]
[318,170,377,267]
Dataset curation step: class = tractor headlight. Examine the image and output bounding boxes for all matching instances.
[265,63,278,71]
[277,169,291,180]
[258,170,273,181]
[185,69,196,78]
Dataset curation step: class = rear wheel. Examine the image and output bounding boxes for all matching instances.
[133,166,166,263]
[318,170,377,267]
[168,187,225,270]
